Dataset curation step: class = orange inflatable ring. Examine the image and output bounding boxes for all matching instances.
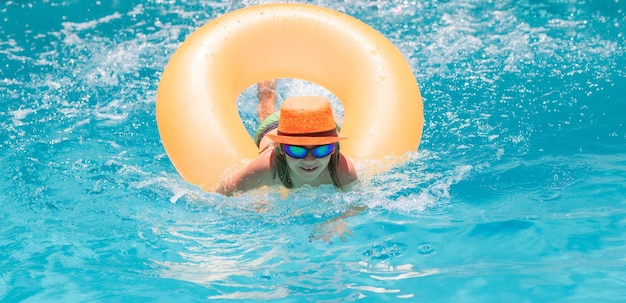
[156,3,423,191]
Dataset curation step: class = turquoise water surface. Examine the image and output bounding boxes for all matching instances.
[2,0,626,302]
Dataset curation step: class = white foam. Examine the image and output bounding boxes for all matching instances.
[10,108,35,127]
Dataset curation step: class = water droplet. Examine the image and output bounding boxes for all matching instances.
[417,242,436,256]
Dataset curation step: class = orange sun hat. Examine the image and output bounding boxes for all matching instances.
[266,96,347,146]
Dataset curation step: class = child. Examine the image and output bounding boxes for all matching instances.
[217,80,358,195]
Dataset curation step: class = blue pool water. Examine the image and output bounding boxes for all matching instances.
[2,0,625,302]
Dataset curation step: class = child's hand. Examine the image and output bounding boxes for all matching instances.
[309,205,366,242]
[310,218,354,243]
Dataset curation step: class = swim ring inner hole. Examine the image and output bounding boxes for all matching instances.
[237,78,345,138]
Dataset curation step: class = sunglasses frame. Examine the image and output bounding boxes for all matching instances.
[282,144,335,159]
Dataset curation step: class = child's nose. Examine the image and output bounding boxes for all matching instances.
[303,151,316,161]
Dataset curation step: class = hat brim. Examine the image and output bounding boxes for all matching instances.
[266,133,347,146]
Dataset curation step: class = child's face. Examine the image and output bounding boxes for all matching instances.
[285,145,332,182]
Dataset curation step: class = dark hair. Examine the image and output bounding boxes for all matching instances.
[271,143,343,189]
